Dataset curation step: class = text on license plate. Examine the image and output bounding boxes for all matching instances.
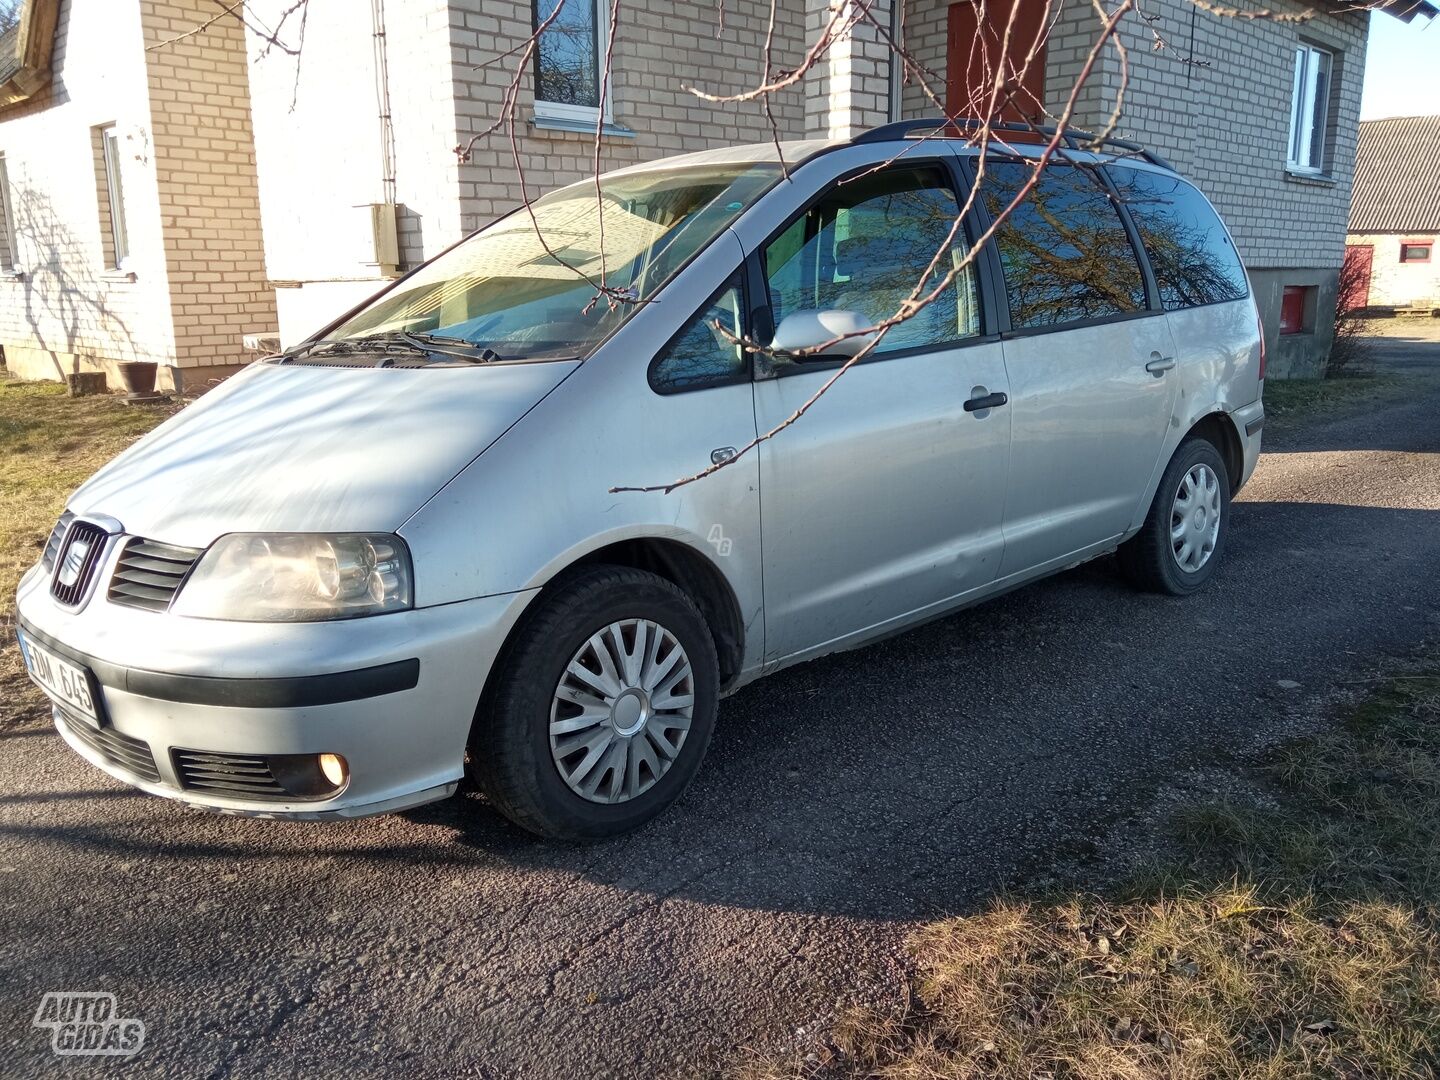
[18,632,99,723]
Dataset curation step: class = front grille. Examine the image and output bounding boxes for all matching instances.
[41,511,74,572]
[50,521,109,607]
[107,538,204,612]
[172,750,287,798]
[56,711,161,784]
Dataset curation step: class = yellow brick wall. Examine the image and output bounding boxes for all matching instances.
[139,0,275,385]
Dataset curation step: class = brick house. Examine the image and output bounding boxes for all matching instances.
[240,0,1430,379]
[0,0,274,389]
[1,0,1432,385]
[1345,114,1440,314]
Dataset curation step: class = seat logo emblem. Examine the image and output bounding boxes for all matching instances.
[57,538,92,588]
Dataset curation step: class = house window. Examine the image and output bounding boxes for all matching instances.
[1287,43,1333,174]
[95,124,130,269]
[1400,240,1432,264]
[0,153,16,271]
[533,0,609,124]
[1279,285,1313,335]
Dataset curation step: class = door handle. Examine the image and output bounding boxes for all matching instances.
[1145,354,1176,374]
[963,391,1008,413]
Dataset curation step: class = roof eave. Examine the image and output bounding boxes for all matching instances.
[0,0,61,112]
[1370,0,1438,21]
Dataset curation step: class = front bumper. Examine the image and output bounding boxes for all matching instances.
[16,562,536,818]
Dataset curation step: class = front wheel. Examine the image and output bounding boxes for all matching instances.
[469,565,719,840]
[1118,436,1231,595]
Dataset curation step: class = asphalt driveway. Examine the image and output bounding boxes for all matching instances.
[3,328,1439,1079]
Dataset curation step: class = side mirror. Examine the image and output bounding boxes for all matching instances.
[771,309,878,360]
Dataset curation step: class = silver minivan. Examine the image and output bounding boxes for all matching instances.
[15,121,1264,838]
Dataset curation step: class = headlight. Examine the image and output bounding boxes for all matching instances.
[171,533,412,621]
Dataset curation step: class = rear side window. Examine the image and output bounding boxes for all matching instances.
[649,274,746,393]
[1108,166,1249,310]
[979,161,1146,330]
[762,165,981,354]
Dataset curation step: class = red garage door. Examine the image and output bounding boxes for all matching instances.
[945,0,1049,123]
[1341,245,1373,313]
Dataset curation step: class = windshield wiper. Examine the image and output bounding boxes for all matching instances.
[276,338,363,362]
[277,333,504,366]
[397,331,505,363]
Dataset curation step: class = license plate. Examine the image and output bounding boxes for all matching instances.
[17,631,101,727]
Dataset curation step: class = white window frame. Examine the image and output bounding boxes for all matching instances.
[0,152,17,272]
[533,0,612,126]
[1287,42,1333,175]
[99,124,131,269]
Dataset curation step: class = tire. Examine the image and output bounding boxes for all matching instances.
[1118,436,1231,595]
[469,565,719,840]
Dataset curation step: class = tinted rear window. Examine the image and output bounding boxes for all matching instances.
[1107,166,1249,311]
[979,161,1147,330]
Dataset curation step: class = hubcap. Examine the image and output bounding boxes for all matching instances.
[549,619,694,804]
[1170,462,1222,573]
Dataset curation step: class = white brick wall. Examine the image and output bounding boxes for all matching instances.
[892,0,1367,274]
[1069,0,1369,273]
[0,0,177,383]
[0,0,275,386]
[240,0,1371,345]
[249,0,812,343]
[449,0,809,233]
[808,0,894,139]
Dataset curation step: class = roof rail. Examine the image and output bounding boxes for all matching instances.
[852,117,1175,171]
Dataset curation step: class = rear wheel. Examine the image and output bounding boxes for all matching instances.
[1118,436,1231,595]
[470,565,719,840]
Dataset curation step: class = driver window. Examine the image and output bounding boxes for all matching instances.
[648,274,746,393]
[762,166,980,354]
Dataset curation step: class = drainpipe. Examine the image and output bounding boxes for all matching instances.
[887,0,903,122]
[371,0,397,207]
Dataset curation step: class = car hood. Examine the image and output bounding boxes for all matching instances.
[69,359,578,548]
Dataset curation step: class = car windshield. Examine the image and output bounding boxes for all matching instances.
[323,162,782,361]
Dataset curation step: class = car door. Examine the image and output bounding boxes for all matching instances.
[743,157,1012,666]
[973,157,1180,577]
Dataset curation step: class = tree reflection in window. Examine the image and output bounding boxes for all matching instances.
[763,166,980,353]
[650,276,745,392]
[980,161,1146,329]
[535,0,600,108]
[1108,166,1249,311]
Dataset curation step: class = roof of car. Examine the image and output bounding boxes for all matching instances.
[602,118,1177,182]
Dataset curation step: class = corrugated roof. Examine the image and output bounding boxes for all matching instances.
[1349,115,1440,234]
[0,25,20,86]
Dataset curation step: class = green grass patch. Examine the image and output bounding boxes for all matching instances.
[744,671,1440,1079]
[0,376,171,697]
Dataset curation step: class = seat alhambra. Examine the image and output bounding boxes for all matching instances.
[16,120,1264,839]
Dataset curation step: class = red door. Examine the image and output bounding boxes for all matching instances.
[1341,245,1373,312]
[946,0,1049,123]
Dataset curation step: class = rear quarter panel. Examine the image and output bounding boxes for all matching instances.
[1126,296,1261,532]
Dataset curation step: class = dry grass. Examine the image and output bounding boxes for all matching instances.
[1261,375,1407,429]
[0,376,171,702]
[743,675,1440,1080]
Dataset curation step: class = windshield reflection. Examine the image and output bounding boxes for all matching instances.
[326,163,781,361]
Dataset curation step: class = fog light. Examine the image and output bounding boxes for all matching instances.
[318,753,348,787]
